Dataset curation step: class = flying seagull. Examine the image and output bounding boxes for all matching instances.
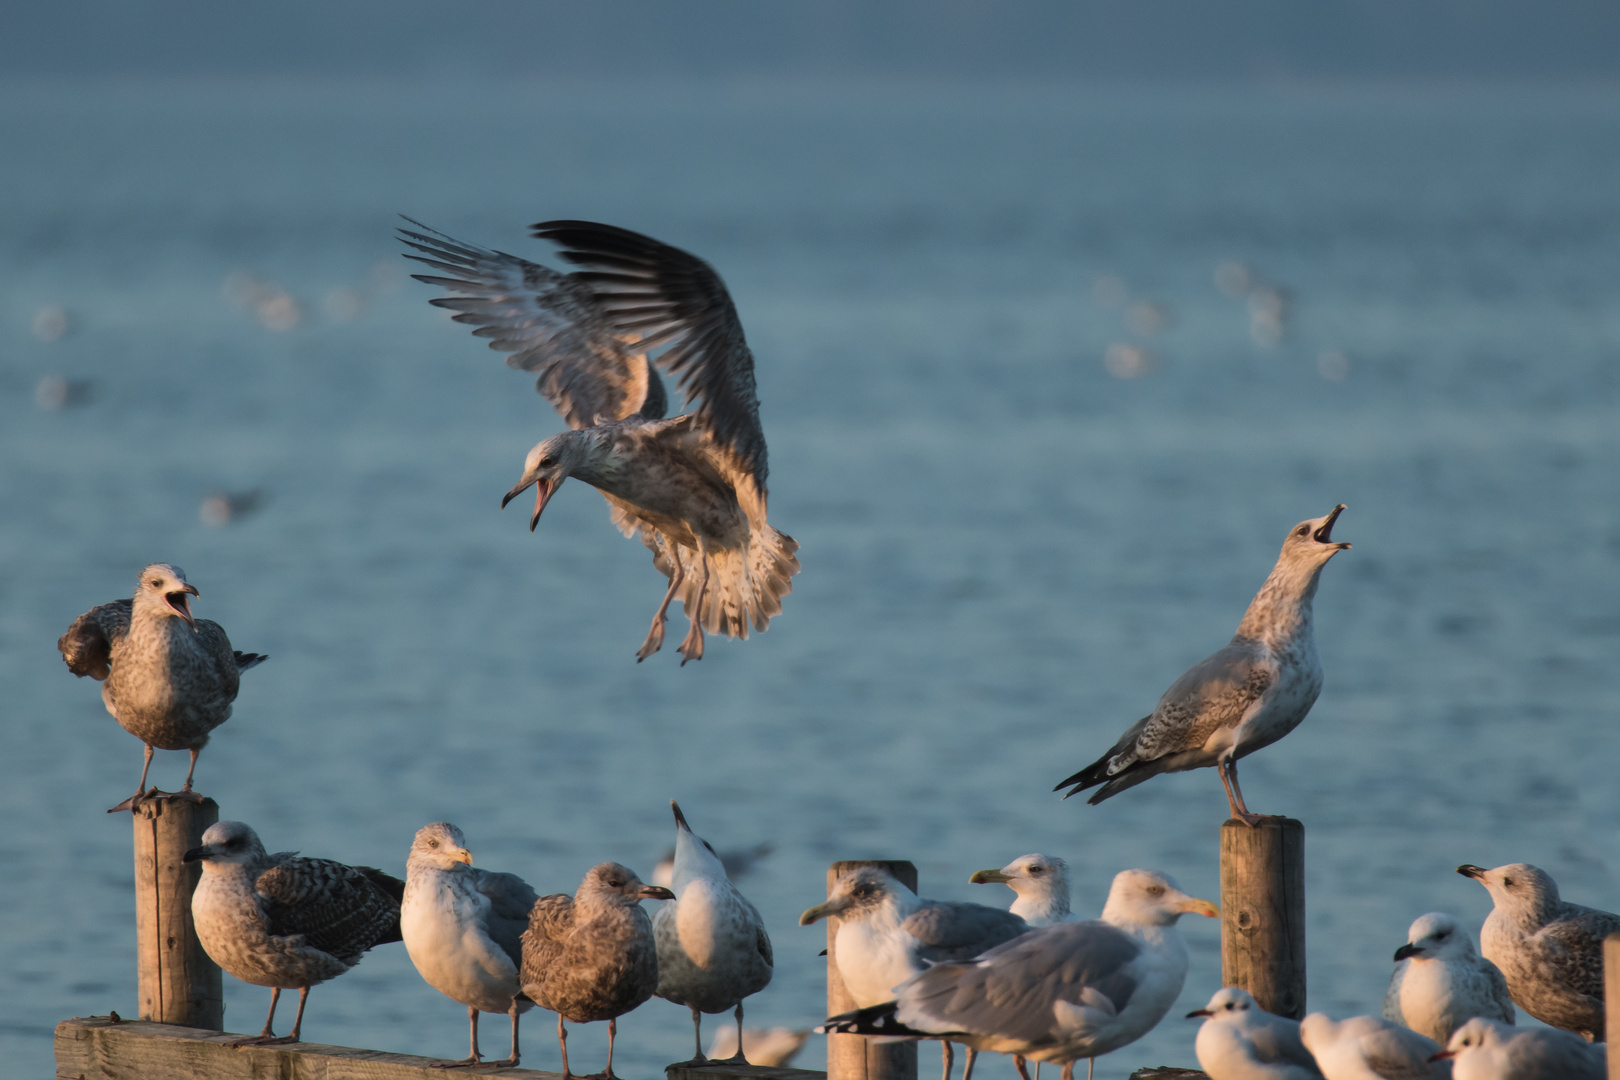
[402,823,539,1068]
[653,801,774,1065]
[1457,862,1620,1041]
[400,217,800,664]
[1382,912,1513,1045]
[1056,506,1349,825]
[59,563,267,811]
[186,820,403,1046]
[821,869,1219,1080]
[520,862,673,1079]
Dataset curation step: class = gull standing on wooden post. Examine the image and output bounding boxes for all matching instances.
[970,854,1075,927]
[1382,912,1514,1044]
[400,218,800,664]
[1457,862,1620,1041]
[520,862,673,1079]
[185,821,404,1046]
[402,823,539,1068]
[654,801,774,1065]
[1056,506,1350,825]
[820,869,1219,1080]
[59,563,267,811]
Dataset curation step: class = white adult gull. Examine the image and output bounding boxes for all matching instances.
[400,218,800,664]
[402,823,540,1068]
[1297,1014,1447,1080]
[971,854,1075,928]
[59,563,267,811]
[1188,987,1323,1080]
[1057,506,1349,825]
[185,820,403,1046]
[1457,862,1620,1040]
[820,869,1219,1080]
[653,801,774,1065]
[1382,912,1513,1045]
[1435,1017,1604,1080]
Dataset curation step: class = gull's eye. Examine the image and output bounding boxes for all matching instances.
[1295,526,1309,537]
[1028,866,1042,875]
[1147,884,1164,896]
[1502,877,1513,888]
[539,456,556,468]
[428,839,439,848]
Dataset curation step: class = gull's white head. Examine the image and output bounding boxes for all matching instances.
[1100,869,1219,928]
[576,861,674,909]
[1457,862,1561,927]
[970,853,1071,925]
[502,433,590,532]
[1186,986,1261,1023]
[1435,1016,1515,1064]
[799,866,916,926]
[669,800,727,892]
[134,562,200,627]
[409,822,475,871]
[1275,504,1351,577]
[1394,911,1476,964]
[183,820,269,871]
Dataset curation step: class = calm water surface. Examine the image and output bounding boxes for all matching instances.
[2,79,1619,1078]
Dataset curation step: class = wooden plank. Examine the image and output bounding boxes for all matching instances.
[1219,817,1306,1019]
[132,796,223,1028]
[825,861,919,1080]
[666,1063,825,1080]
[55,1016,559,1079]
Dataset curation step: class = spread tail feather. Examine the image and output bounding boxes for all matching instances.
[656,526,800,641]
[234,651,270,672]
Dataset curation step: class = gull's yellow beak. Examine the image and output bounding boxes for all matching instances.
[455,847,474,866]
[970,869,1012,884]
[1178,897,1220,918]
[799,898,849,926]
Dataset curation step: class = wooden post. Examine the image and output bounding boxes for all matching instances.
[825,860,918,1080]
[1606,934,1620,1077]
[1219,817,1306,1019]
[133,795,224,1028]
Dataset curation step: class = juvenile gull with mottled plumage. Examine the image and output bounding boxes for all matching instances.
[186,820,403,1046]
[59,563,267,811]
[1382,912,1513,1045]
[1457,862,1620,1041]
[654,801,774,1065]
[402,823,539,1068]
[520,862,673,1079]
[1056,506,1349,825]
[400,218,799,664]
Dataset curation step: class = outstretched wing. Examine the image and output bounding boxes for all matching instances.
[532,220,767,514]
[58,599,132,680]
[256,857,402,966]
[399,218,666,429]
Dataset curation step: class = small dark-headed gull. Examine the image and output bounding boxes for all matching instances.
[1189,987,1322,1080]
[1435,1017,1604,1079]
[1457,862,1620,1040]
[1382,912,1513,1044]
[821,869,1219,1080]
[1297,1013,1447,1080]
[59,563,267,811]
[185,820,403,1046]
[653,801,774,1065]
[1057,506,1349,825]
[520,862,672,1079]
[401,218,799,665]
[402,823,539,1068]
[971,854,1074,927]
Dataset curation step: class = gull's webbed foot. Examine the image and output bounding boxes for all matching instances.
[677,622,705,665]
[107,787,158,814]
[636,617,666,662]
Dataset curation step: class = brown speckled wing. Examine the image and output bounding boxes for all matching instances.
[256,857,402,966]
[58,599,132,680]
[193,619,242,700]
[1134,643,1272,762]
[520,893,575,1002]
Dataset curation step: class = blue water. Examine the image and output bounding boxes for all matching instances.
[3,78,1619,1079]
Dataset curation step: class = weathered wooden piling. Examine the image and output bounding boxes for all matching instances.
[132,795,223,1028]
[1219,817,1306,1019]
[825,860,919,1080]
[1606,934,1620,1078]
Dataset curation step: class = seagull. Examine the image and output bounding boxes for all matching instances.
[970,854,1075,927]
[1457,862,1620,1040]
[402,823,539,1068]
[1188,987,1322,1080]
[1435,1017,1604,1080]
[185,820,403,1046]
[801,864,1031,1080]
[58,563,267,812]
[1056,506,1350,825]
[820,869,1219,1080]
[400,218,800,664]
[1382,912,1513,1045]
[1297,1014,1448,1080]
[706,1026,811,1068]
[653,801,774,1065]
[520,862,673,1079]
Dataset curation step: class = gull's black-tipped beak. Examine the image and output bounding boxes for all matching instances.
[1393,943,1422,962]
[1314,504,1349,548]
[671,799,691,832]
[182,582,200,597]
[1186,1008,1212,1019]
[182,845,211,863]
[638,884,675,901]
[166,592,196,626]
[501,478,531,511]
[1457,864,1487,880]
